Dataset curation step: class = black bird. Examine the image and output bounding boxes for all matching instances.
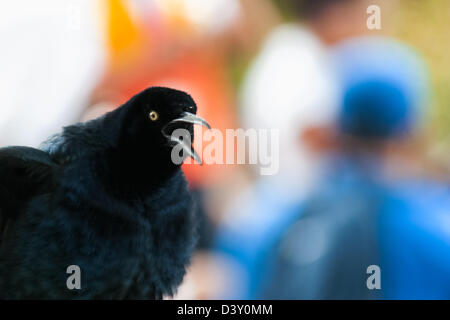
[0,87,210,299]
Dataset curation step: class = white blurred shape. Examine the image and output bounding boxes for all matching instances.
[240,25,339,197]
[183,0,240,34]
[0,0,105,147]
[153,0,240,35]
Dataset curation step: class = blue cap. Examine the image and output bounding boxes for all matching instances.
[331,37,430,139]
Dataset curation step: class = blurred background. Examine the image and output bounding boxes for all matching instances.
[1,0,450,299]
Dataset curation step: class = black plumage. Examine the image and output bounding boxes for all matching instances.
[0,87,208,299]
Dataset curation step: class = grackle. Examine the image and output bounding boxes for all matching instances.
[0,87,210,299]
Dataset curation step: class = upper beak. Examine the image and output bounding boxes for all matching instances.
[162,112,211,164]
[169,112,211,130]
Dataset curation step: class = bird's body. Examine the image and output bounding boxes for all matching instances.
[0,87,207,299]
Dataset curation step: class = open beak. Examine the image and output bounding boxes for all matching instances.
[162,112,211,164]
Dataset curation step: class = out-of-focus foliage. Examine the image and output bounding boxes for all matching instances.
[388,0,450,146]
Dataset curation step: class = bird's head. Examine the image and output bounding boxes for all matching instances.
[118,87,210,166]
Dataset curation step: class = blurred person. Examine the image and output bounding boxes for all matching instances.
[240,0,376,195]
[260,37,445,299]
[208,0,378,299]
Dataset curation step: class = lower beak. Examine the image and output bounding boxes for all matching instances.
[162,112,211,164]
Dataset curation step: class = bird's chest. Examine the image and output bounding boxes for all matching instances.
[94,211,190,298]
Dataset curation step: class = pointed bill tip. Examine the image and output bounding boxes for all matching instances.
[191,149,203,165]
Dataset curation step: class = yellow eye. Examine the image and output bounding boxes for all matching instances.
[149,111,159,121]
